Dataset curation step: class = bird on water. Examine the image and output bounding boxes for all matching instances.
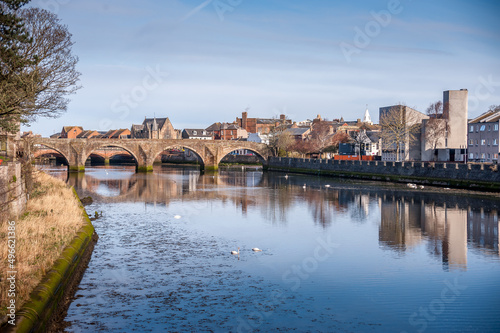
[231,247,240,255]
[252,248,262,252]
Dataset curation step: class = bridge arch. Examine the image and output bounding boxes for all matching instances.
[151,145,206,168]
[84,144,140,166]
[33,144,70,165]
[218,146,268,166]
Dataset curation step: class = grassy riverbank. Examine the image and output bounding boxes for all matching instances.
[0,171,85,318]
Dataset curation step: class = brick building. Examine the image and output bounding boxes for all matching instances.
[235,111,291,134]
[60,126,83,139]
[206,122,248,140]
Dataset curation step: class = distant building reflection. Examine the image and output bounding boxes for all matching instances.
[380,196,498,270]
[46,165,499,269]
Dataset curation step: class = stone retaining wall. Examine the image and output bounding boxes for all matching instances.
[268,157,500,191]
[0,162,26,222]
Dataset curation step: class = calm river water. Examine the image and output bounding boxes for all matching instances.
[44,165,500,332]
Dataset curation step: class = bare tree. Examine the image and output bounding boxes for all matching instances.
[310,121,332,157]
[330,130,349,152]
[424,101,450,151]
[269,129,294,157]
[350,130,371,160]
[290,140,315,158]
[0,7,81,130]
[267,115,294,156]
[379,105,423,161]
[488,105,500,112]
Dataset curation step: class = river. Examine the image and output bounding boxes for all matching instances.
[43,165,500,332]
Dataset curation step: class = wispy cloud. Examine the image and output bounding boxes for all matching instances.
[23,0,500,136]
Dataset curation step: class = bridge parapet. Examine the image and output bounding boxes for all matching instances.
[33,138,272,173]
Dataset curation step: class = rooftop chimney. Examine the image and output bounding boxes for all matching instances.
[242,111,248,131]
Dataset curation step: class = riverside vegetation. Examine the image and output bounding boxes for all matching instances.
[0,171,85,318]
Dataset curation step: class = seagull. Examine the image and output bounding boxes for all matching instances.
[303,184,306,189]
[231,247,240,255]
[284,174,288,179]
[252,248,262,252]
[174,215,182,219]
[325,185,330,188]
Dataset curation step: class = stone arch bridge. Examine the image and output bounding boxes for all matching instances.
[32,138,272,172]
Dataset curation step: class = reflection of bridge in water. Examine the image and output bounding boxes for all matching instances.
[32,138,272,172]
[67,167,266,204]
[64,166,499,270]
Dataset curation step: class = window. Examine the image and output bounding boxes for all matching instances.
[469,125,474,132]
[487,153,491,159]
[480,125,486,131]
[481,153,486,159]
[469,139,474,145]
[488,125,491,131]
[476,125,479,132]
[469,153,474,159]
[476,140,479,145]
[494,139,498,146]
[193,130,197,135]
[481,139,486,145]
[495,124,499,131]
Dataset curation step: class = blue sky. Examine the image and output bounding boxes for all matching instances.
[24,0,500,136]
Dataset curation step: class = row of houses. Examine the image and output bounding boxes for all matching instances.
[53,127,132,139]
[46,88,499,163]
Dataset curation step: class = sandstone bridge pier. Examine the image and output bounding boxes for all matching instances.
[32,138,272,173]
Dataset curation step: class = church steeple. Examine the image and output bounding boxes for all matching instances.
[363,105,372,125]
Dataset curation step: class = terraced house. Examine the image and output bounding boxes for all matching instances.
[468,109,500,163]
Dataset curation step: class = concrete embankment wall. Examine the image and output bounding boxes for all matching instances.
[2,188,97,333]
[220,155,262,164]
[161,154,262,165]
[268,157,500,191]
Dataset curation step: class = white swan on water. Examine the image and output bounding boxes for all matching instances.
[231,247,240,255]
[252,248,262,252]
